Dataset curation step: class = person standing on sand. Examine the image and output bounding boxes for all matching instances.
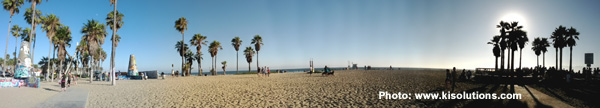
[451,67,457,92]
[267,67,270,77]
[171,64,174,77]
[445,69,451,89]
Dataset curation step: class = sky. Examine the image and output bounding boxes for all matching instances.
[1,0,599,73]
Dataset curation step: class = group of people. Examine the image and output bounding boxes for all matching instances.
[445,67,472,92]
[257,66,270,77]
[59,72,76,92]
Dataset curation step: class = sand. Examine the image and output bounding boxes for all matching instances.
[74,70,449,107]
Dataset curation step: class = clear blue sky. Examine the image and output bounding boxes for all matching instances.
[1,0,599,73]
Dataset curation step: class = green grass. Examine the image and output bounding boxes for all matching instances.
[235,72,258,75]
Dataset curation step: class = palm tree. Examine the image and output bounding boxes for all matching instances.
[3,0,24,74]
[506,22,524,72]
[496,21,509,73]
[23,8,40,64]
[208,40,222,75]
[193,52,202,75]
[532,37,543,67]
[184,50,194,75]
[190,34,207,76]
[251,35,263,70]
[540,38,549,68]
[10,25,20,71]
[221,61,227,75]
[565,27,579,72]
[488,35,501,72]
[76,41,89,78]
[244,46,255,73]
[26,0,42,66]
[55,25,71,77]
[81,19,107,83]
[231,37,242,74]
[550,26,567,70]
[106,6,123,85]
[515,30,528,69]
[175,40,189,76]
[38,56,48,76]
[174,17,187,76]
[41,14,60,82]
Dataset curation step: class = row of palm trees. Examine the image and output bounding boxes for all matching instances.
[173,18,263,76]
[3,0,123,86]
[489,21,581,73]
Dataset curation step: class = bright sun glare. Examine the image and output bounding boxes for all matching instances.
[500,12,527,27]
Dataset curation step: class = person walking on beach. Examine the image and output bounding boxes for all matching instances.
[60,73,67,92]
[267,67,270,77]
[257,67,261,77]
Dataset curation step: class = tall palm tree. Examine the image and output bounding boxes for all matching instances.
[41,14,60,82]
[496,21,509,73]
[540,38,549,68]
[208,40,222,75]
[174,17,187,76]
[26,0,42,65]
[221,61,226,75]
[251,35,263,70]
[565,27,579,72]
[244,46,254,73]
[488,35,501,72]
[81,19,107,83]
[55,25,71,76]
[106,7,123,85]
[175,40,189,76]
[532,37,543,67]
[23,8,40,64]
[76,40,89,78]
[507,22,524,72]
[10,25,20,71]
[190,34,206,76]
[193,52,202,75]
[3,0,24,74]
[550,26,566,70]
[231,37,242,74]
[184,50,194,75]
[515,30,528,69]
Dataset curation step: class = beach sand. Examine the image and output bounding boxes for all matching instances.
[75,70,455,107]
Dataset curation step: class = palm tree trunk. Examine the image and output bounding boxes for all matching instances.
[4,16,11,77]
[235,51,240,74]
[181,34,184,76]
[248,62,251,73]
[90,60,94,83]
[543,52,546,68]
[569,47,573,72]
[48,40,52,82]
[501,49,505,72]
[52,46,56,81]
[495,57,498,72]
[29,2,37,69]
[519,48,523,69]
[256,51,259,72]
[560,48,563,70]
[555,48,558,69]
[511,50,515,74]
[536,55,539,67]
[31,36,36,68]
[111,0,118,86]
[215,56,218,75]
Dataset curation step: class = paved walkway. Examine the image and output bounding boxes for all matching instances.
[514,85,573,108]
[35,88,89,108]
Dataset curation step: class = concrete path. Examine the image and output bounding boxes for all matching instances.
[36,88,89,108]
[514,85,573,108]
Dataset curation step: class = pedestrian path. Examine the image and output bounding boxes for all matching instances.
[35,88,89,108]
[514,85,573,108]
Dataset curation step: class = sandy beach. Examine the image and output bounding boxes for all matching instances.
[3,69,590,107]
[76,70,452,107]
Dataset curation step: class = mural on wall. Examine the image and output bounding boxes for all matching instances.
[128,55,138,76]
[14,41,32,79]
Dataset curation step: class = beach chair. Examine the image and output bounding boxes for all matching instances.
[322,69,334,76]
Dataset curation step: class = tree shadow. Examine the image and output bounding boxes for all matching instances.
[523,86,552,108]
[43,87,61,92]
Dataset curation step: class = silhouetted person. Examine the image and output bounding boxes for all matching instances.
[451,67,457,92]
[445,69,451,89]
